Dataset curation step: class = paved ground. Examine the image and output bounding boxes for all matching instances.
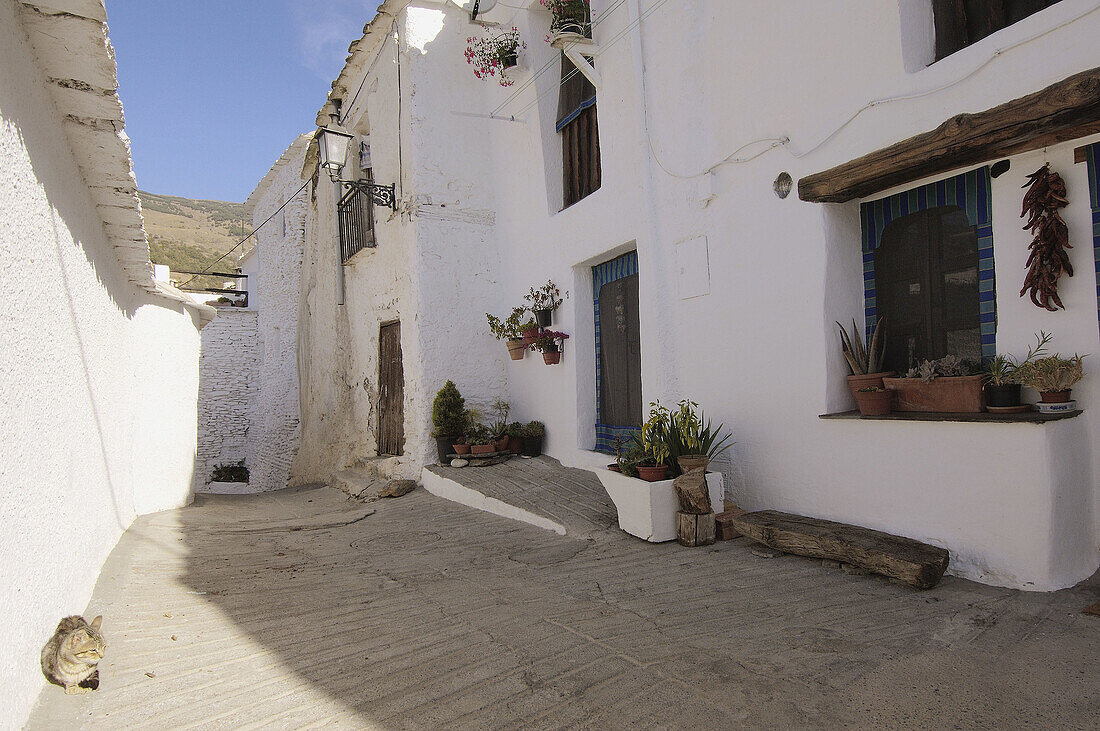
[27,458,1100,729]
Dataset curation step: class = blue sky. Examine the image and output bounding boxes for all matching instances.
[109,1,375,203]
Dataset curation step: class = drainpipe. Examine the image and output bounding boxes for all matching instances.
[335,177,345,306]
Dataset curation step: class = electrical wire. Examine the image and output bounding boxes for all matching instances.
[176,178,311,289]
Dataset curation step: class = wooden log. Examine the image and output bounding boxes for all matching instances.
[715,507,747,541]
[677,511,716,547]
[798,67,1100,203]
[673,468,711,514]
[730,510,950,589]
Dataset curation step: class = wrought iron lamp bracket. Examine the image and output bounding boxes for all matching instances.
[340,180,397,211]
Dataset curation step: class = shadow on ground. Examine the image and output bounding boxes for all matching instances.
[28,468,1100,728]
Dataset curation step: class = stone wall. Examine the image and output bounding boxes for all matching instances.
[246,138,308,492]
[195,309,259,490]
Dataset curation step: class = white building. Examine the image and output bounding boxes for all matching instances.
[267,0,1100,592]
[0,1,214,724]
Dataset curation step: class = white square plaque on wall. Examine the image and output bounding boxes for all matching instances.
[676,235,710,300]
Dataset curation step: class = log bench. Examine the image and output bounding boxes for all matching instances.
[729,510,950,589]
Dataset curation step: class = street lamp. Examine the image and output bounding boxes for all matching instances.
[317,123,354,182]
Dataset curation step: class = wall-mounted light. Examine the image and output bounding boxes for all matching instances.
[773,171,793,199]
[317,123,354,182]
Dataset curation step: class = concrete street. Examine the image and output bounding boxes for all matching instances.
[28,459,1100,729]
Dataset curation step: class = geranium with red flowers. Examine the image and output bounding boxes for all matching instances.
[464,28,525,87]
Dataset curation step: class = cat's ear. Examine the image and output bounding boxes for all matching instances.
[90,616,102,630]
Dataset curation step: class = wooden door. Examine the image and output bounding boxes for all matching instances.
[593,252,641,453]
[377,322,404,456]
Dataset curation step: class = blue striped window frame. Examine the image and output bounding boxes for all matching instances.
[859,166,996,362]
[1086,143,1100,333]
[593,251,640,453]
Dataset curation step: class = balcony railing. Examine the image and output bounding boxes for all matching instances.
[337,180,396,263]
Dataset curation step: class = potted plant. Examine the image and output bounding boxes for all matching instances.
[633,401,672,481]
[883,355,984,413]
[487,307,528,360]
[530,330,569,364]
[837,317,891,397]
[1014,351,1086,405]
[468,424,495,454]
[854,386,893,416]
[519,319,540,347]
[504,422,525,454]
[431,381,466,463]
[464,27,526,87]
[521,421,545,456]
[665,399,734,476]
[524,280,564,327]
[487,398,511,450]
[540,0,589,46]
[983,331,1052,409]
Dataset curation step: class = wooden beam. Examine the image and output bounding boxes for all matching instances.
[730,510,950,589]
[799,67,1100,203]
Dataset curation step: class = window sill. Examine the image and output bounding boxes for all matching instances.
[819,409,1082,424]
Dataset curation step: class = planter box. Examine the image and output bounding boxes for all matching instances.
[883,374,984,413]
[596,469,724,542]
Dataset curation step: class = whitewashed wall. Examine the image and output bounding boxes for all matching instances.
[0,1,204,724]
[434,0,1100,589]
[194,309,259,490]
[246,143,307,492]
[297,0,1099,589]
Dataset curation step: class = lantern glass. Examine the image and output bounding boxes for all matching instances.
[318,127,353,179]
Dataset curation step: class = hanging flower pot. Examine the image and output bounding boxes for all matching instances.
[506,339,526,360]
[543,0,589,47]
[524,280,562,329]
[531,330,569,365]
[533,309,552,327]
[465,28,526,87]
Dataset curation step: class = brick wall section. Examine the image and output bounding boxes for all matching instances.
[194,309,259,489]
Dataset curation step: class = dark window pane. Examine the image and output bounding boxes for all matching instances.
[598,274,641,428]
[874,205,981,372]
[934,0,1061,59]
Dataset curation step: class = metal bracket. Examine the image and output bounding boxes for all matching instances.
[563,44,602,90]
[340,180,397,211]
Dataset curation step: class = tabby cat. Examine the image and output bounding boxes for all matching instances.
[41,615,105,694]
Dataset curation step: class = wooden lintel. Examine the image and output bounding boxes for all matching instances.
[798,67,1100,203]
[1074,144,1088,164]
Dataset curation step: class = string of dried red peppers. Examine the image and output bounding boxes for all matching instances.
[1019,163,1072,311]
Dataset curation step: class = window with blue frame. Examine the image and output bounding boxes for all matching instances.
[860,167,996,372]
[1086,142,1100,332]
[593,251,641,453]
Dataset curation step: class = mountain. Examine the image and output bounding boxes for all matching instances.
[138,191,253,291]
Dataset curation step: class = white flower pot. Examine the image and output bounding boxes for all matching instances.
[596,469,724,542]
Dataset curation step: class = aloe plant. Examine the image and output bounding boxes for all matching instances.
[836,317,886,375]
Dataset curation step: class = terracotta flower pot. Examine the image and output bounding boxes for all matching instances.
[506,339,526,360]
[1039,389,1072,403]
[883,374,984,413]
[543,346,561,365]
[636,465,669,482]
[521,330,538,347]
[677,455,709,474]
[452,443,470,455]
[470,443,494,455]
[846,371,893,399]
[854,389,893,416]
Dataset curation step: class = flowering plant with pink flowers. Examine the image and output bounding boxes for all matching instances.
[464,28,525,87]
[540,0,589,39]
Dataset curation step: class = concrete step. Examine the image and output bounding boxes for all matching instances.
[333,468,385,500]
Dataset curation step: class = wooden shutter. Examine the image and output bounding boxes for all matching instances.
[562,105,602,208]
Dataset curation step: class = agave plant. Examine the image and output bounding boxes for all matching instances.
[836,317,885,375]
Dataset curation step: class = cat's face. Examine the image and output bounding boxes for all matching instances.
[68,617,105,662]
